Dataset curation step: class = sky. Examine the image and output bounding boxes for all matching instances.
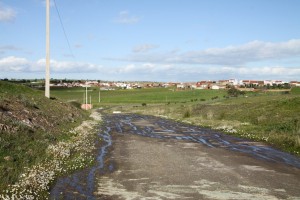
[0,0,300,82]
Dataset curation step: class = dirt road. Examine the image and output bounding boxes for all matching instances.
[51,113,300,199]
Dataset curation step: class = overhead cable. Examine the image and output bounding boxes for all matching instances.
[53,0,75,59]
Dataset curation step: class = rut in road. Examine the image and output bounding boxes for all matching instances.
[50,113,300,199]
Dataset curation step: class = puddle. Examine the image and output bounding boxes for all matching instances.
[49,126,112,199]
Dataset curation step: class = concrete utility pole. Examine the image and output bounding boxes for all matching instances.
[45,0,50,98]
[83,92,85,105]
[99,88,101,103]
[85,86,88,110]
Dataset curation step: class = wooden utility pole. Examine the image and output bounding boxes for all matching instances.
[45,0,50,98]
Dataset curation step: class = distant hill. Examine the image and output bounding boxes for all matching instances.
[0,81,87,190]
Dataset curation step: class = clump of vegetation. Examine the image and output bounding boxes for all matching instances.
[227,86,245,97]
[142,103,147,106]
[183,109,191,118]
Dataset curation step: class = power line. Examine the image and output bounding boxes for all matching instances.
[53,0,75,59]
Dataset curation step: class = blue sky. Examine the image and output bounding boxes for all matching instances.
[1,0,300,82]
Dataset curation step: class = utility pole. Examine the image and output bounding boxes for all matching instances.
[85,85,88,110]
[45,0,50,98]
[83,92,85,105]
[99,88,101,103]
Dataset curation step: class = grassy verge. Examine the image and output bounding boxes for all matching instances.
[0,81,100,198]
[118,91,300,156]
[0,111,102,199]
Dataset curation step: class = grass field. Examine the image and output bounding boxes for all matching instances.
[51,87,227,105]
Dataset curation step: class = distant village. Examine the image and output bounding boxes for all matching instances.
[43,79,300,91]
[2,78,300,91]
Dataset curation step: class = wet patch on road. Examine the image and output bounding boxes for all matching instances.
[107,114,300,168]
[49,126,113,200]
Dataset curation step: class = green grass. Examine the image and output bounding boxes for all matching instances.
[291,87,300,95]
[0,81,89,191]
[51,87,227,106]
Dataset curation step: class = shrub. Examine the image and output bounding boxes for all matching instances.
[227,87,245,97]
[183,110,191,118]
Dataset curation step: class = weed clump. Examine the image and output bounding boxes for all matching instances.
[183,109,191,118]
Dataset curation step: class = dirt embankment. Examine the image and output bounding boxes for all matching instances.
[0,84,83,134]
[0,81,88,192]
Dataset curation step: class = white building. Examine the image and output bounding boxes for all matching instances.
[211,85,220,90]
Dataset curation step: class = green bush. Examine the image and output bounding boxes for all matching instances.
[227,87,245,97]
[183,109,191,118]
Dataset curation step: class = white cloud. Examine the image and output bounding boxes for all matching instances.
[124,39,300,66]
[114,10,140,24]
[133,44,159,53]
[0,56,102,73]
[113,63,173,74]
[0,3,16,22]
[1,56,299,81]
[101,63,300,81]
[206,66,300,76]
[35,59,102,73]
[0,56,30,72]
